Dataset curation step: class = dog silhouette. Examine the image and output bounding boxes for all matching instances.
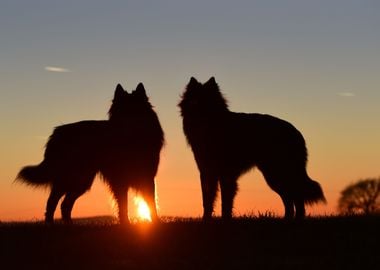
[17,83,164,224]
[179,77,325,219]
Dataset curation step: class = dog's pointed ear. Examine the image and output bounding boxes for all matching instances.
[205,77,216,86]
[190,77,198,83]
[205,77,219,92]
[189,77,199,85]
[114,84,125,100]
[187,77,199,90]
[135,83,148,100]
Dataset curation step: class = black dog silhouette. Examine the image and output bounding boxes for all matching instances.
[179,77,325,219]
[17,83,164,224]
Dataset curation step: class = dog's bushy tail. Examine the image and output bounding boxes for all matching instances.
[303,177,326,205]
[16,162,51,187]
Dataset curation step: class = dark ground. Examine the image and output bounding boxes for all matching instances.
[1,216,379,270]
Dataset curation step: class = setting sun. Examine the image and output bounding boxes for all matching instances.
[133,196,152,222]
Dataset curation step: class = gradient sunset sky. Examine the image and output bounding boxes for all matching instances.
[1,0,379,221]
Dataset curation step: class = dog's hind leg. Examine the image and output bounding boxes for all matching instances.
[61,191,85,224]
[261,169,296,219]
[294,198,305,219]
[200,171,218,220]
[45,186,65,224]
[220,176,238,220]
[280,194,295,219]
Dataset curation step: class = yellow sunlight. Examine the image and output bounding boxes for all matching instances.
[133,196,152,222]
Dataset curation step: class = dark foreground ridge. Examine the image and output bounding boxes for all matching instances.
[1,216,379,270]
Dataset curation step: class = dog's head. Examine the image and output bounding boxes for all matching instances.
[108,83,152,121]
[179,77,228,117]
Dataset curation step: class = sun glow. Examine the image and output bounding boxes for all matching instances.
[133,196,152,222]
[108,196,118,218]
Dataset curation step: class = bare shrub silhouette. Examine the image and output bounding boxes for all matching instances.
[338,177,380,215]
[17,83,164,224]
[179,77,325,220]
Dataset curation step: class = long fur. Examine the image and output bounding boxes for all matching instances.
[17,83,164,224]
[17,163,50,186]
[179,77,325,219]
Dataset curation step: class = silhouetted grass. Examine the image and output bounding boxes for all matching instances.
[1,216,379,270]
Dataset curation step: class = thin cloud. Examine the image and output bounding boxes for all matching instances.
[44,66,71,73]
[338,92,355,97]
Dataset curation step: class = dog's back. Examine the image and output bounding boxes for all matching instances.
[229,112,307,166]
[17,120,107,188]
[45,120,107,166]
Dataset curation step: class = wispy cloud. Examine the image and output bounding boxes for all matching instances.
[44,66,71,73]
[338,92,355,97]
